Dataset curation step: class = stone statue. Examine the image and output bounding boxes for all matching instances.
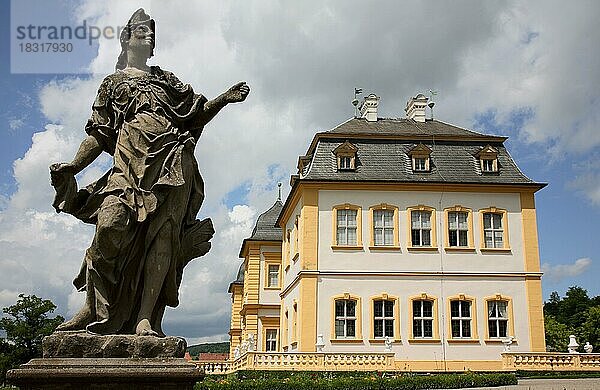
[502,336,514,352]
[584,342,593,353]
[384,336,393,352]
[568,335,579,353]
[50,8,249,337]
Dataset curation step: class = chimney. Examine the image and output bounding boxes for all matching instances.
[405,93,429,122]
[359,93,380,122]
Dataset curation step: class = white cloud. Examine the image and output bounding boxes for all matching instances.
[8,118,24,131]
[1,0,599,342]
[542,257,593,282]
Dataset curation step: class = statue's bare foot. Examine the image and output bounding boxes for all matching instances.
[136,319,159,336]
[56,306,93,331]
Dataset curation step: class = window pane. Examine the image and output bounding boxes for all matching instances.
[462,320,471,337]
[383,211,393,227]
[335,301,344,317]
[347,227,357,245]
[384,228,393,245]
[411,229,421,245]
[423,320,433,337]
[385,320,394,337]
[499,320,508,337]
[492,214,502,229]
[374,319,383,338]
[337,211,346,226]
[413,300,422,315]
[494,231,503,248]
[461,301,471,317]
[488,320,497,338]
[421,212,431,228]
[335,320,345,337]
[497,301,508,318]
[413,320,422,337]
[374,300,383,317]
[483,213,491,229]
[449,212,457,229]
[346,300,355,317]
[411,212,420,228]
[374,228,383,245]
[422,230,431,246]
[347,210,357,227]
[485,231,493,248]
[374,210,383,227]
[459,230,468,246]
[347,320,355,337]
[384,301,394,317]
[458,212,468,229]
[423,301,433,317]
[451,301,460,317]
[451,320,460,337]
[337,228,346,245]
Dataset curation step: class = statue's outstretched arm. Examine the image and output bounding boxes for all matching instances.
[191,82,250,137]
[53,135,103,175]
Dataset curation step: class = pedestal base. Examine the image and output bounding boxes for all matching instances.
[7,358,204,390]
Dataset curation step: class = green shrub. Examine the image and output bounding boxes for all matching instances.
[196,372,517,390]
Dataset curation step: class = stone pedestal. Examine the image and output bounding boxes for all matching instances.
[42,331,186,358]
[7,332,204,389]
[7,358,203,390]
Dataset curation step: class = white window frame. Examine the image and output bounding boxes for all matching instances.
[373,209,394,246]
[413,157,428,171]
[265,329,278,352]
[336,209,358,246]
[488,300,508,338]
[450,300,472,339]
[483,213,503,248]
[267,264,279,288]
[411,210,432,246]
[373,299,394,338]
[339,156,352,170]
[448,211,469,247]
[412,300,434,338]
[335,299,357,339]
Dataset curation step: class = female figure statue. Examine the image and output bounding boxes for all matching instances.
[50,9,249,336]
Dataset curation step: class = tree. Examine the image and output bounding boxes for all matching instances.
[544,315,571,352]
[581,306,600,349]
[0,294,64,361]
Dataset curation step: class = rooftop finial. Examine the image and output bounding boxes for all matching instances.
[277,182,282,201]
[352,88,363,118]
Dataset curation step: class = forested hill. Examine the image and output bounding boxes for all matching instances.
[187,342,229,355]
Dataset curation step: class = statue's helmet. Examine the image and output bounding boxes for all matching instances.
[115,8,155,70]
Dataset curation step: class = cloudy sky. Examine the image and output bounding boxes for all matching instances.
[1,0,599,344]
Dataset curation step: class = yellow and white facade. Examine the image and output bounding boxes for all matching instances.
[229,93,547,371]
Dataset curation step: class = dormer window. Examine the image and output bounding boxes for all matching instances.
[408,143,432,172]
[414,157,427,171]
[340,156,352,169]
[476,145,499,174]
[333,140,358,171]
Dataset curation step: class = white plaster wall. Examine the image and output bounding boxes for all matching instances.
[318,190,525,274]
[259,245,282,305]
[316,275,531,361]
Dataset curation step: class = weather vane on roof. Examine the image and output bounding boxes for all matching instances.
[428,89,438,120]
[352,88,363,118]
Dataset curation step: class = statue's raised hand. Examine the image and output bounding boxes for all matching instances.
[225,82,250,103]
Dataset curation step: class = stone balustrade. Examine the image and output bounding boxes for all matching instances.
[193,360,231,375]
[230,352,395,372]
[502,352,600,371]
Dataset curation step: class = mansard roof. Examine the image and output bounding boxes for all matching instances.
[296,117,543,186]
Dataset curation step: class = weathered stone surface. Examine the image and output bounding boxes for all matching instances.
[7,358,203,390]
[43,331,186,358]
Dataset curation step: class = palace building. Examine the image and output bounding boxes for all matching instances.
[228,93,546,371]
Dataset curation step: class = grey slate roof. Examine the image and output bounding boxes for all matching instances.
[299,118,542,186]
[228,262,245,292]
[324,118,505,140]
[248,200,283,241]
